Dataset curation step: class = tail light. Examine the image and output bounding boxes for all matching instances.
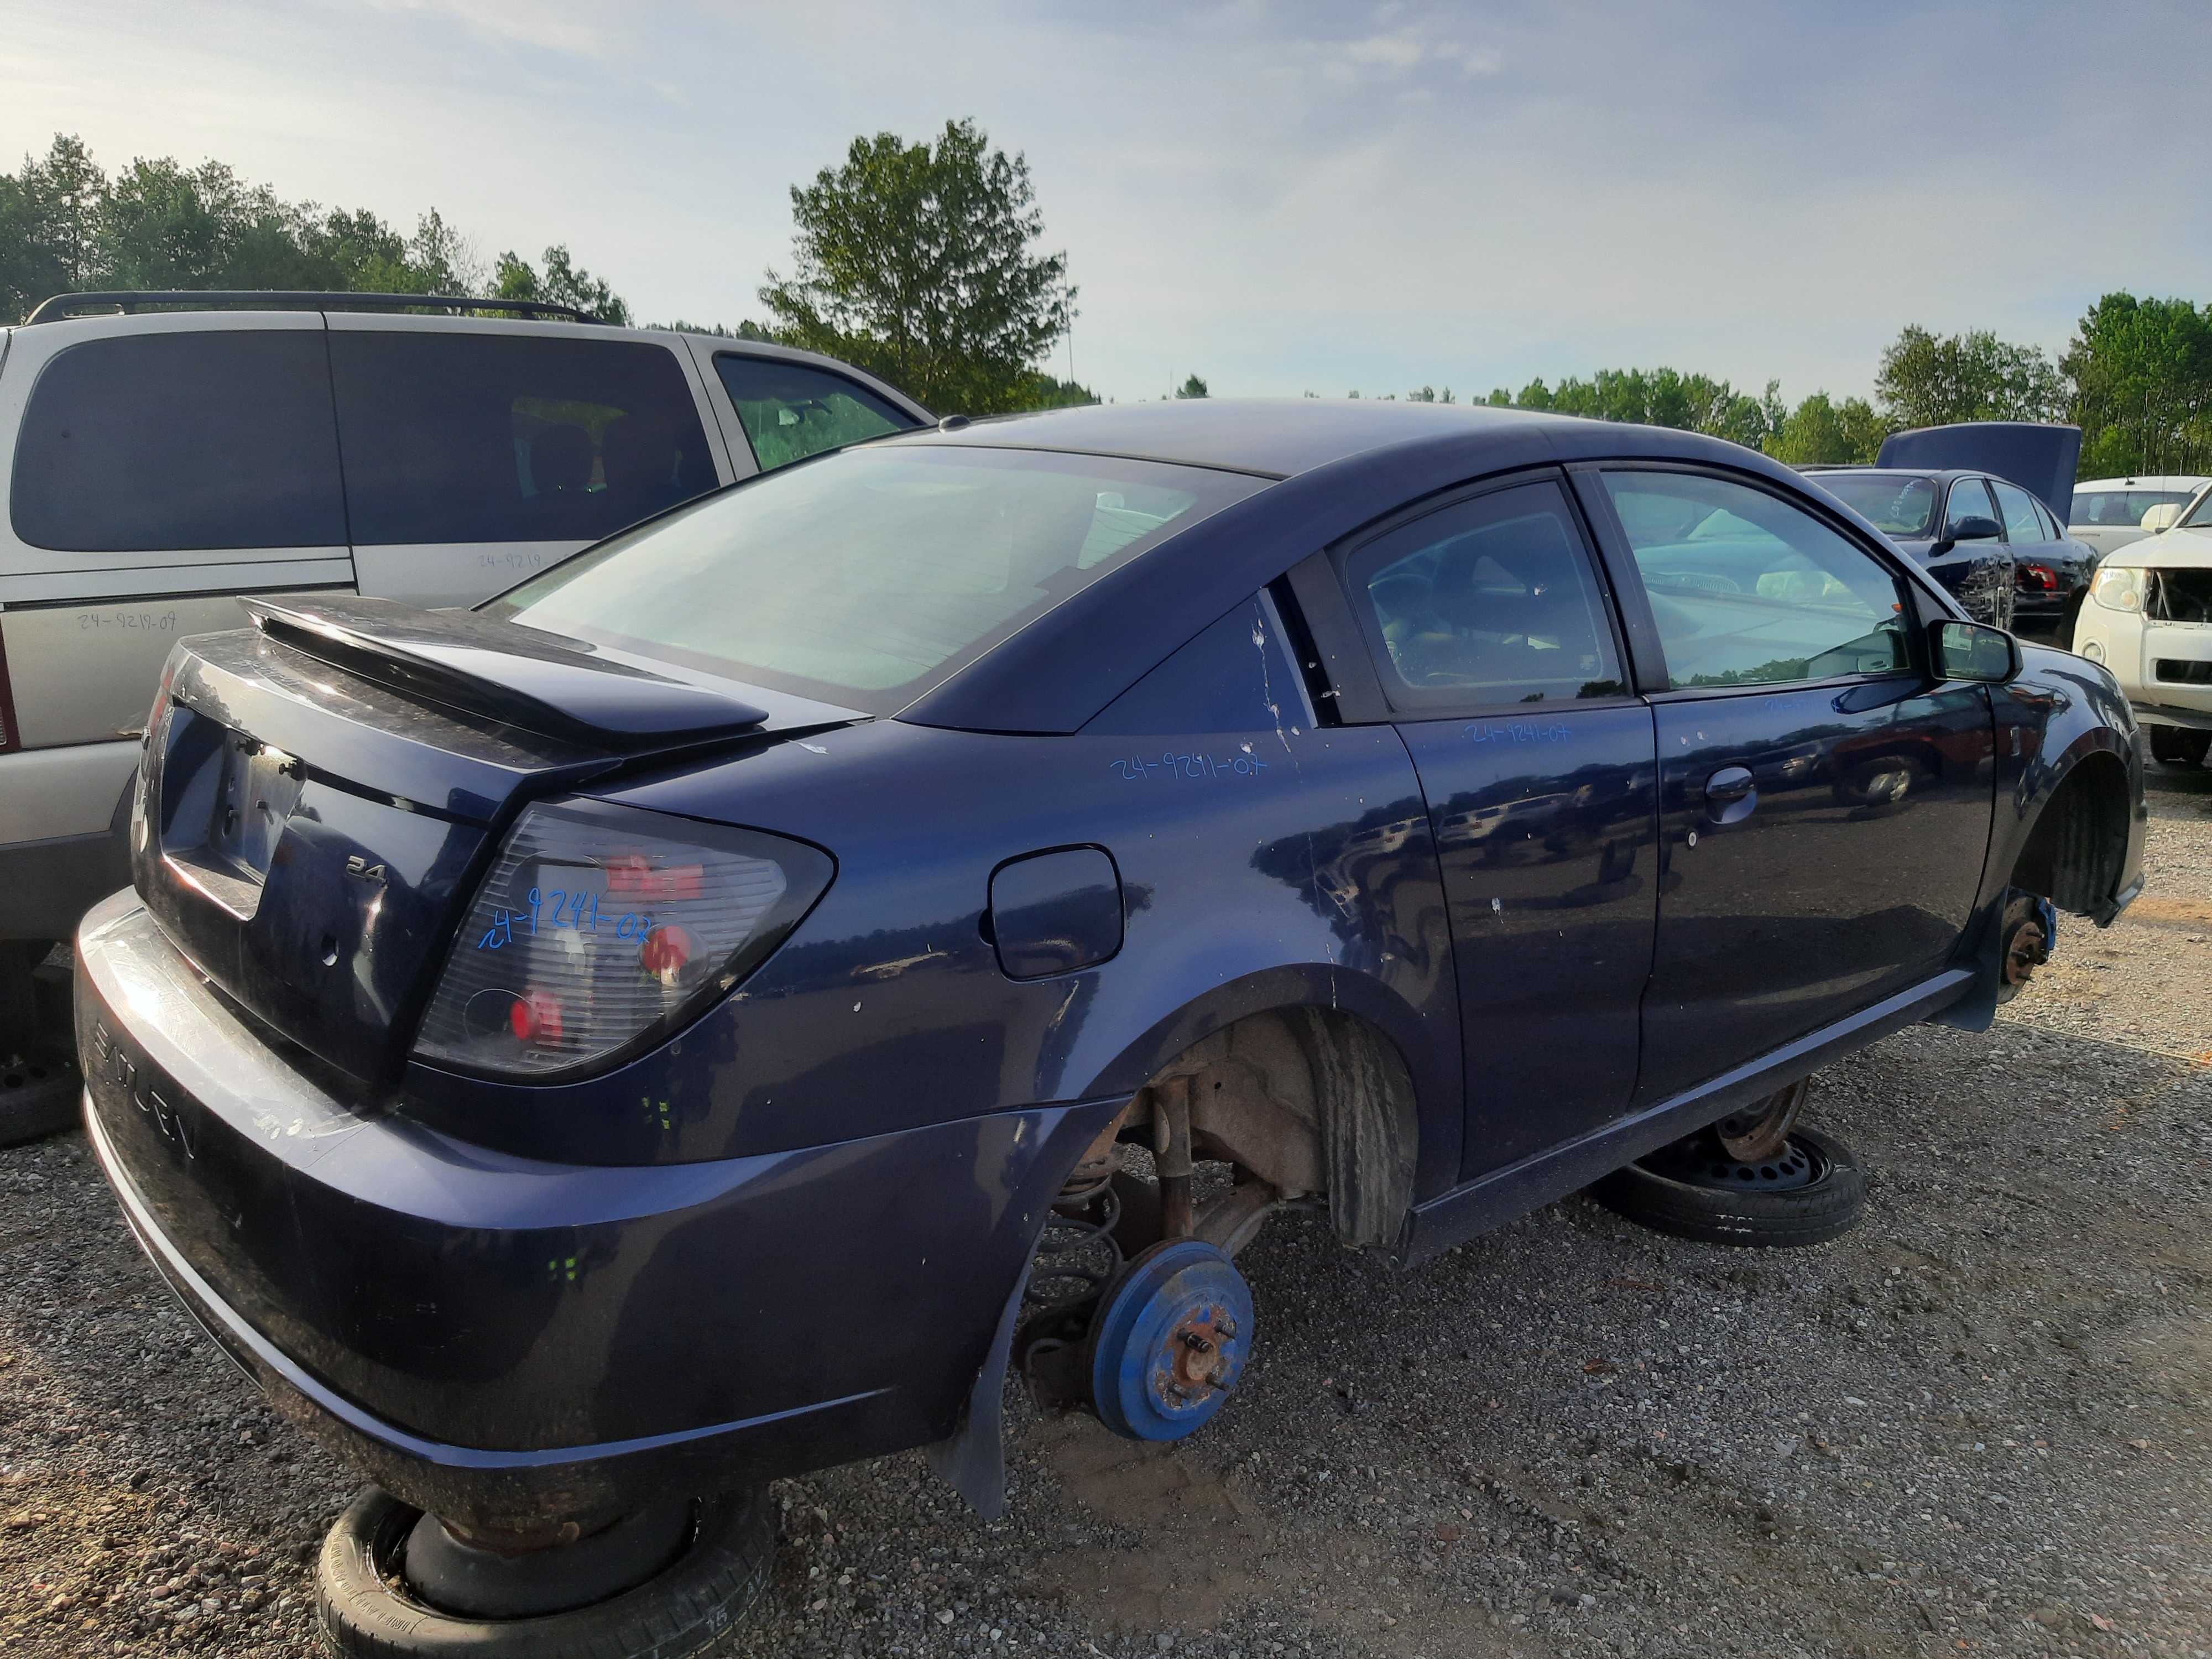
[413,799,833,1079]
[2016,564,2060,592]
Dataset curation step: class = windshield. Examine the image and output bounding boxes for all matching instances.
[1810,473,1938,538]
[484,444,1264,711]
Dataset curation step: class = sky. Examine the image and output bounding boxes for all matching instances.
[4,0,2208,406]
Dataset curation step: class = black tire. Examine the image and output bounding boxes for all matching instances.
[316,1486,772,1659]
[0,1046,81,1149]
[2148,726,2210,768]
[1590,1125,1866,1248]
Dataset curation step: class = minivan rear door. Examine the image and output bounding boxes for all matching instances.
[0,312,355,754]
[325,315,739,609]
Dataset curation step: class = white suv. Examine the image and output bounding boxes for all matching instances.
[0,291,927,1136]
[2070,483,2212,768]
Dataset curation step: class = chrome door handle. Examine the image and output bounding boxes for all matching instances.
[1702,765,1757,825]
[1704,766,1754,804]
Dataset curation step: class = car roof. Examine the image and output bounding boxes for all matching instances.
[888,397,1642,480]
[890,399,1937,734]
[1804,467,1980,484]
[2072,476,2209,491]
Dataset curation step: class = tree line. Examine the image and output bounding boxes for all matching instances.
[4,126,2209,476]
[1296,310,2211,477]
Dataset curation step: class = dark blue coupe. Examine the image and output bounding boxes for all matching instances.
[76,400,2145,1652]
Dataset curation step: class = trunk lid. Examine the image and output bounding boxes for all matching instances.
[134,596,855,1083]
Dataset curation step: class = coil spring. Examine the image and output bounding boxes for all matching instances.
[1018,1157,1126,1386]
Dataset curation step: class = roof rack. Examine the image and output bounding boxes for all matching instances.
[22,290,605,326]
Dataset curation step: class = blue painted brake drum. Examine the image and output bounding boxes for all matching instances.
[1084,1239,1255,1442]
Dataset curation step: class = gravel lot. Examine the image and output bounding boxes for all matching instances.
[3,761,2208,1659]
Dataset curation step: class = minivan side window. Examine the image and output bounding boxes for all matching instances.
[713,356,915,472]
[12,331,346,553]
[1600,470,1912,691]
[1990,479,2046,543]
[328,333,718,545]
[1344,479,1625,709]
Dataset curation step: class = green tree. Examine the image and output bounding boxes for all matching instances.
[1173,373,1209,399]
[1763,391,1892,465]
[0,133,628,322]
[759,119,1073,414]
[0,135,107,319]
[2062,293,2212,476]
[1874,325,2065,429]
[1020,373,1099,408]
[493,244,630,324]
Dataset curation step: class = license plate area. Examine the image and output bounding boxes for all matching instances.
[156,705,306,916]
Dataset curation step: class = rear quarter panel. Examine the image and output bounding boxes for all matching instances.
[401,597,1466,1199]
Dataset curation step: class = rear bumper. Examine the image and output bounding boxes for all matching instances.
[0,830,129,940]
[0,740,138,939]
[77,890,1112,1531]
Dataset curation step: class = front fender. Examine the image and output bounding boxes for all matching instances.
[1982,648,2146,920]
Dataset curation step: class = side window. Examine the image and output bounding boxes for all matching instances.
[327,332,718,545]
[1945,477,1997,534]
[1991,479,2046,542]
[713,355,915,472]
[1343,478,1625,711]
[2033,498,2062,540]
[1600,470,1912,691]
[11,331,345,552]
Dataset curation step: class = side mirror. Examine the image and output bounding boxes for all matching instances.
[2140,503,2182,534]
[1932,618,2020,684]
[1949,514,2004,542]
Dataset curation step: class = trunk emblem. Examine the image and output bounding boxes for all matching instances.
[346,856,388,885]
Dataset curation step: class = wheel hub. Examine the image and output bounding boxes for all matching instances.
[1645,1128,1824,1193]
[1712,1079,1808,1164]
[1085,1239,1254,1441]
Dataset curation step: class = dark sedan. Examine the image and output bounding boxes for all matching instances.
[1804,465,2100,641]
[76,401,2144,1655]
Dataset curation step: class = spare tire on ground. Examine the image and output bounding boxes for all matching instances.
[316,1486,773,1658]
[1590,1124,1867,1248]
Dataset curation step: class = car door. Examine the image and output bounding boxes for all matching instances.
[1575,465,1996,1107]
[326,317,734,608]
[1312,472,1658,1179]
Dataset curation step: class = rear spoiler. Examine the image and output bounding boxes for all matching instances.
[242,595,768,750]
[1876,422,2083,522]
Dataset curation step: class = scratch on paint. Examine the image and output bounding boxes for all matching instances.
[799,742,829,755]
[1253,613,1300,773]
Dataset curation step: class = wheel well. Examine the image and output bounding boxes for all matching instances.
[2010,752,2130,916]
[1142,1006,1418,1250]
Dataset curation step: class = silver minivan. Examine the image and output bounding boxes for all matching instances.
[0,292,927,1136]
[2068,474,2210,559]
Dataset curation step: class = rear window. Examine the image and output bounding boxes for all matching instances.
[11,330,346,552]
[713,354,916,472]
[1808,472,1938,538]
[486,444,1264,711]
[328,332,718,545]
[2070,489,2194,528]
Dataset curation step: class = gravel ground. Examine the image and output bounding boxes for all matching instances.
[3,761,2209,1659]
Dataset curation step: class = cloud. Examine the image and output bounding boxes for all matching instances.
[354,0,614,60]
[1,0,2204,406]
